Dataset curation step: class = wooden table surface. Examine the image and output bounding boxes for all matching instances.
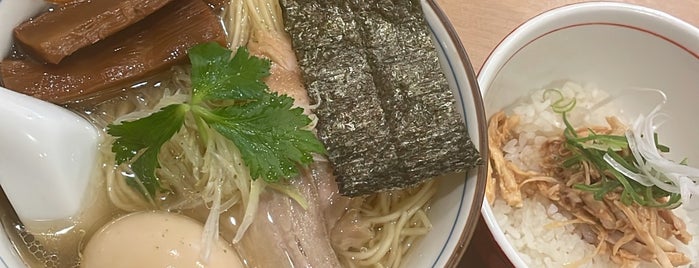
[432,1,699,267]
[434,0,699,74]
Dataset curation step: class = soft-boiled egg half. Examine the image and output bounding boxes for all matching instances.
[81,211,243,268]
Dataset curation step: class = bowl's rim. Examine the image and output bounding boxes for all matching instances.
[425,0,489,267]
[477,1,699,267]
[478,1,699,79]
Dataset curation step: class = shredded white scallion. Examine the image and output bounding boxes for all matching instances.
[232,179,264,243]
[602,153,653,186]
[604,92,699,205]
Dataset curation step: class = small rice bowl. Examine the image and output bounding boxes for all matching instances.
[490,81,698,267]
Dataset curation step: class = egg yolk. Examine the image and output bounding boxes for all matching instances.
[81,211,243,268]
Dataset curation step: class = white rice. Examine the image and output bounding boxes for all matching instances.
[491,81,698,267]
[493,198,609,267]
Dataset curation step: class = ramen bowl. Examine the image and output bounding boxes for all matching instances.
[0,0,487,267]
[478,2,699,267]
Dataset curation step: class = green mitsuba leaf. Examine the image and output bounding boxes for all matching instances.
[107,104,188,196]
[189,42,271,104]
[107,43,326,199]
[204,93,325,182]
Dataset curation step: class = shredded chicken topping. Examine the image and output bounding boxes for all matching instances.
[486,111,692,268]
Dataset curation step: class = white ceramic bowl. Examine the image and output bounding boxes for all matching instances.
[478,2,699,267]
[0,0,487,267]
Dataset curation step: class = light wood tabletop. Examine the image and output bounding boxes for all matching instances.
[434,1,699,267]
[434,0,699,74]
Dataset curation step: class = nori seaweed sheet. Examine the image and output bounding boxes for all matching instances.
[281,0,482,196]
